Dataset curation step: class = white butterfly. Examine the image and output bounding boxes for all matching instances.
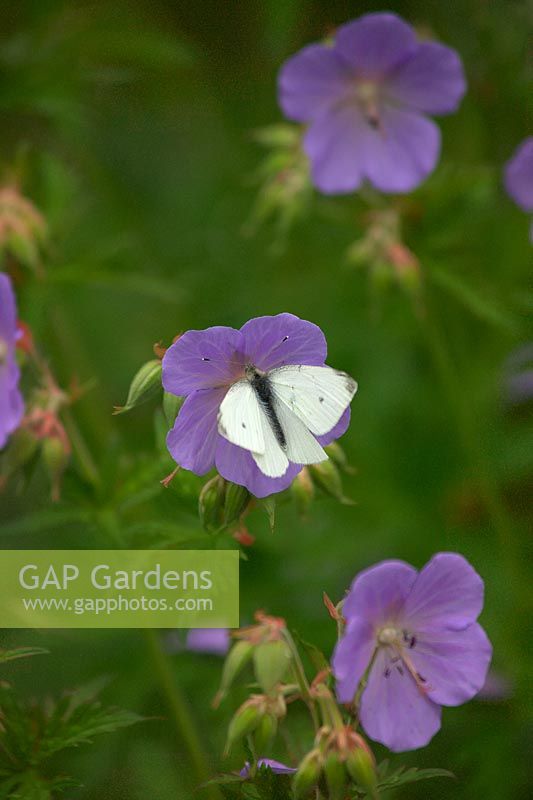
[218,364,357,477]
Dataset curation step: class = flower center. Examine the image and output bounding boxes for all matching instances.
[355,80,382,131]
[376,623,428,693]
[0,338,8,366]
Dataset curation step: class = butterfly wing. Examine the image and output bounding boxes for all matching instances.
[269,365,357,436]
[272,397,327,465]
[252,412,290,477]
[218,380,265,453]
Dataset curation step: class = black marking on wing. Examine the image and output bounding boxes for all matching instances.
[249,371,286,448]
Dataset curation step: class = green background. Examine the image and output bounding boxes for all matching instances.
[0,1,531,798]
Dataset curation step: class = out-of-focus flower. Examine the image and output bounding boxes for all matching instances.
[185,628,230,656]
[476,668,513,702]
[278,13,466,195]
[504,137,533,241]
[162,313,355,497]
[503,342,533,406]
[333,553,492,751]
[0,273,24,449]
[240,758,296,778]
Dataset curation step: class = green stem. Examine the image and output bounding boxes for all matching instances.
[418,293,517,562]
[143,629,221,800]
[282,630,320,732]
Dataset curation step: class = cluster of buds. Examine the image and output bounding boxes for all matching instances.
[291,441,356,516]
[293,724,378,800]
[346,207,421,295]
[244,124,312,250]
[216,612,297,757]
[0,184,47,276]
[198,476,253,537]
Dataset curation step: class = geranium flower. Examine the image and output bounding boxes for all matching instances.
[504,137,533,242]
[162,313,352,498]
[240,759,296,778]
[332,553,492,751]
[278,13,466,194]
[185,628,230,656]
[0,273,24,449]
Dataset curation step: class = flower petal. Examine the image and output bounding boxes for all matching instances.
[386,41,466,115]
[186,628,230,656]
[335,13,417,76]
[332,616,376,703]
[0,274,18,343]
[343,560,417,623]
[412,622,492,707]
[404,552,484,631]
[278,43,352,123]
[215,435,300,498]
[240,313,327,371]
[162,326,244,396]
[166,388,226,474]
[304,105,367,195]
[362,106,441,193]
[504,137,533,213]
[360,648,442,751]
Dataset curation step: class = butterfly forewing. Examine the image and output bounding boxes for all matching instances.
[269,365,357,436]
[252,411,290,477]
[218,380,266,454]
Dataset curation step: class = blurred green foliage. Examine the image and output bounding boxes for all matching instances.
[0,1,532,798]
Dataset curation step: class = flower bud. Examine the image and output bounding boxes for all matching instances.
[0,427,39,481]
[198,475,225,531]
[346,747,377,796]
[162,391,183,428]
[323,752,347,800]
[324,441,355,474]
[225,702,262,754]
[290,467,315,517]
[253,639,292,694]
[42,435,70,502]
[223,481,251,527]
[292,750,322,799]
[309,460,353,505]
[253,712,278,753]
[113,359,162,415]
[213,640,254,707]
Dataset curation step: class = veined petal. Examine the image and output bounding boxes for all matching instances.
[240,313,327,371]
[404,552,484,631]
[386,41,466,115]
[162,326,244,396]
[0,274,18,343]
[412,622,492,707]
[215,435,300,498]
[304,104,367,195]
[332,616,376,703]
[361,106,441,193]
[360,647,441,751]
[166,388,226,474]
[335,14,417,76]
[343,560,417,622]
[278,43,352,123]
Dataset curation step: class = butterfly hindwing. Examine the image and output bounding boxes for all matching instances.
[272,396,328,465]
[269,365,357,436]
[252,410,289,477]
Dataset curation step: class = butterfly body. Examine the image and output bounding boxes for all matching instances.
[218,363,357,478]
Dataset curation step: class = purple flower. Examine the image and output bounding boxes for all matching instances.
[503,342,533,406]
[0,273,24,449]
[162,313,352,498]
[332,553,492,752]
[504,137,533,242]
[185,628,230,656]
[278,13,466,195]
[240,759,296,778]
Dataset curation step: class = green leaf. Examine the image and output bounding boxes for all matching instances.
[430,264,519,334]
[376,763,454,792]
[290,630,329,674]
[0,646,49,665]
